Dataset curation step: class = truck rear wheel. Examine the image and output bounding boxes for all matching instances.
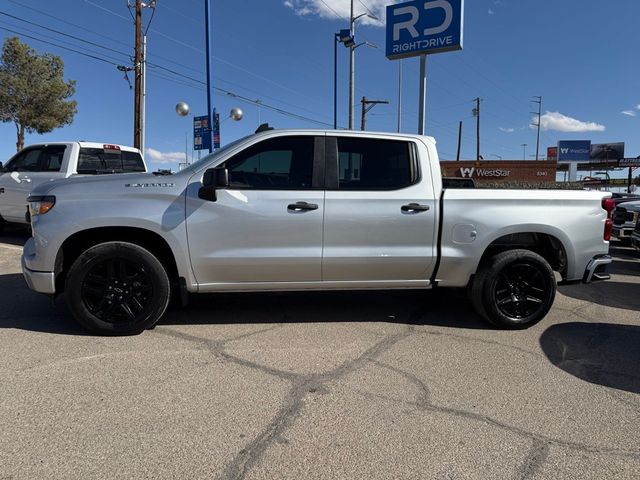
[65,242,170,335]
[471,249,556,329]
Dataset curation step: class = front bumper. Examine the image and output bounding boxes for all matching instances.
[582,255,612,283]
[21,254,56,295]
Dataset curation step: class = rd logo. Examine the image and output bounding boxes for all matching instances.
[386,0,464,59]
[393,0,454,41]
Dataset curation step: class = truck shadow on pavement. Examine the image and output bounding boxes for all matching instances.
[558,281,640,312]
[159,289,490,330]
[540,322,640,395]
[0,272,491,334]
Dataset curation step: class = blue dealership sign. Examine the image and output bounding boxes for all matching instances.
[194,115,212,151]
[386,0,464,60]
[557,141,591,162]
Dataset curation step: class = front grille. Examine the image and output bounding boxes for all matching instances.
[635,220,640,234]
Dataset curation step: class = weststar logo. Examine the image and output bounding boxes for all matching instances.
[460,167,510,178]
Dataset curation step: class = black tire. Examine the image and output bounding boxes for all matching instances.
[65,241,170,335]
[470,249,556,330]
[0,216,5,234]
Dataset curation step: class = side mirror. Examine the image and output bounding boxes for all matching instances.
[0,162,4,172]
[198,167,229,201]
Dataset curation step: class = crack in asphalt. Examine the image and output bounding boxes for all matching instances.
[154,308,423,480]
[515,439,550,480]
[364,360,640,460]
[154,306,640,479]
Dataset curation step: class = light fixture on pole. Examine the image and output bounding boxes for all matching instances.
[230,107,243,122]
[347,4,379,130]
[175,102,190,117]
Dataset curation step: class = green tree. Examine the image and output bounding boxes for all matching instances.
[0,37,77,152]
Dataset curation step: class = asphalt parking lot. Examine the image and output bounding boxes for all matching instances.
[1,226,639,480]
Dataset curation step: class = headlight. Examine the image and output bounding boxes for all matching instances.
[27,195,56,217]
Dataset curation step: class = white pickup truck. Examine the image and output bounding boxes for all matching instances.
[0,142,146,230]
[21,129,613,335]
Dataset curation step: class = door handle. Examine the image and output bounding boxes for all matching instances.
[288,201,319,211]
[21,176,31,183]
[401,203,430,213]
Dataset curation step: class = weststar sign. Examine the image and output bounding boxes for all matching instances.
[440,161,557,183]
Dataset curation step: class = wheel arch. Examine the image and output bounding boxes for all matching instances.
[468,229,571,288]
[55,226,180,293]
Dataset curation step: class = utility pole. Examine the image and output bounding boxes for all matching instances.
[133,0,142,149]
[456,121,462,161]
[140,34,147,153]
[360,97,389,131]
[522,143,528,160]
[348,0,355,129]
[531,96,542,161]
[473,98,481,160]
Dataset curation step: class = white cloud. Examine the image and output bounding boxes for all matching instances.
[145,148,186,164]
[499,127,514,133]
[622,110,637,117]
[488,8,495,15]
[536,111,605,133]
[283,0,387,25]
[637,104,640,110]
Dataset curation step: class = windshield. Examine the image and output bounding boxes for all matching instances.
[187,135,252,172]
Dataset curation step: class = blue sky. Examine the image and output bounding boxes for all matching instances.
[0,0,639,173]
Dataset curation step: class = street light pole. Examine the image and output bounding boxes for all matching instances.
[204,0,213,153]
[333,33,339,130]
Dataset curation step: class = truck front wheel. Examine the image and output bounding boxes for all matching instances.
[65,242,171,335]
[470,249,556,329]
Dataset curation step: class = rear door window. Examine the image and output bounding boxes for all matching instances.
[40,145,66,172]
[77,147,145,174]
[335,137,416,190]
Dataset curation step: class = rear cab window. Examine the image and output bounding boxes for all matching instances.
[77,145,145,174]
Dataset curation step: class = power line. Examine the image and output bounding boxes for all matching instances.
[1,5,339,128]
[7,0,130,48]
[0,10,131,58]
[7,0,205,76]
[81,0,326,105]
[0,20,129,65]
[357,0,376,18]
[0,26,120,66]
[317,0,349,22]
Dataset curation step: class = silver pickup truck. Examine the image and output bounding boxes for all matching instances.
[22,129,613,335]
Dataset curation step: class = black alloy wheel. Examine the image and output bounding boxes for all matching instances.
[471,249,556,329]
[81,258,154,324]
[65,242,171,335]
[493,262,548,320]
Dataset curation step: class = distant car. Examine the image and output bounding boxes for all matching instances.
[612,200,640,243]
[0,142,146,231]
[611,192,640,206]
